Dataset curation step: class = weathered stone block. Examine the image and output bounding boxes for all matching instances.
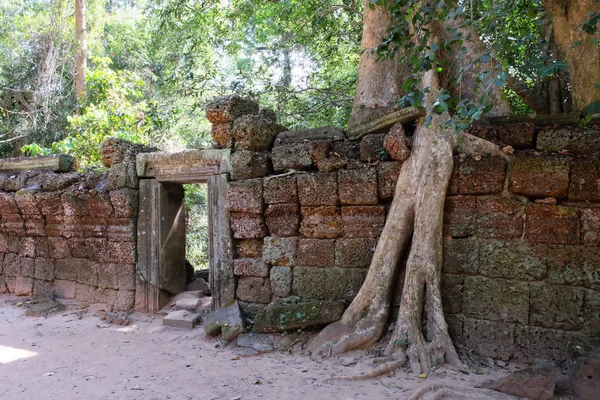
[204,300,247,340]
[233,115,284,151]
[235,239,263,258]
[234,258,269,277]
[107,241,135,264]
[477,197,524,239]
[231,212,268,239]
[24,215,45,237]
[211,122,234,148]
[338,168,378,205]
[479,240,548,281]
[308,140,331,164]
[297,173,337,206]
[230,150,271,180]
[297,238,335,268]
[32,279,55,297]
[84,193,114,217]
[2,253,20,277]
[54,279,76,299]
[78,216,108,238]
[271,142,313,172]
[263,175,297,204]
[76,260,98,286]
[498,123,536,149]
[525,204,580,245]
[444,196,477,238]
[317,156,347,172]
[530,285,584,331]
[5,236,18,253]
[582,208,600,246]
[35,238,49,259]
[569,157,600,201]
[463,318,515,361]
[117,263,136,291]
[442,238,479,275]
[46,215,84,238]
[300,206,340,238]
[14,276,34,296]
[19,237,36,258]
[509,155,570,198]
[583,289,600,335]
[48,237,70,259]
[106,218,136,242]
[335,238,376,269]
[442,274,463,314]
[20,257,34,278]
[459,156,506,195]
[269,266,291,297]
[34,257,55,281]
[537,126,600,154]
[205,95,259,124]
[0,234,7,253]
[448,159,459,195]
[262,236,297,266]
[163,310,200,329]
[75,283,99,305]
[15,190,40,215]
[54,259,80,281]
[253,299,345,333]
[341,206,385,238]
[115,290,135,311]
[463,276,529,324]
[226,180,263,214]
[292,267,366,301]
[360,134,387,162]
[110,189,139,218]
[331,140,360,160]
[107,162,138,190]
[377,161,402,200]
[40,172,81,191]
[97,262,120,290]
[62,191,89,216]
[2,213,25,236]
[514,325,578,365]
[0,192,19,213]
[236,276,271,304]
[264,204,299,237]
[568,339,600,400]
[35,192,63,215]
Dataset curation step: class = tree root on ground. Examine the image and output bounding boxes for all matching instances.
[408,383,520,400]
[323,353,407,381]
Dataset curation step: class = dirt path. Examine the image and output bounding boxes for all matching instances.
[0,294,501,400]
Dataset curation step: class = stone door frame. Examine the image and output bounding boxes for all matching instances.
[135,150,234,312]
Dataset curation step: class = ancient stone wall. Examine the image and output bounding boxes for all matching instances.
[207,95,600,365]
[0,151,140,311]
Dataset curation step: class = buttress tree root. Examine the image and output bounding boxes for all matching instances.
[307,68,505,376]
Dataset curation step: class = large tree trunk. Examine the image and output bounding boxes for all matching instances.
[75,0,87,100]
[543,0,600,112]
[348,0,408,128]
[308,4,509,376]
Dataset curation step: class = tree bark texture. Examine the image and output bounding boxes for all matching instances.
[543,0,600,112]
[75,0,87,100]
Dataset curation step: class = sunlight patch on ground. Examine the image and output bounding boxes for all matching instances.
[116,325,137,333]
[0,345,38,364]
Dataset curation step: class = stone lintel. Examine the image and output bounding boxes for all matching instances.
[274,126,345,146]
[136,149,231,182]
[0,154,74,173]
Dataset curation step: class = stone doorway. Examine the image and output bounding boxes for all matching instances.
[134,150,234,312]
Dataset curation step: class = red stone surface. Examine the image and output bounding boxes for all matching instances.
[477,197,524,239]
[230,212,268,239]
[338,168,378,205]
[581,208,600,246]
[459,156,506,195]
[568,157,600,202]
[297,173,338,206]
[233,258,269,277]
[444,196,477,238]
[525,204,580,245]
[263,175,297,204]
[341,206,385,238]
[377,162,402,200]
[509,155,570,199]
[300,206,340,239]
[236,277,271,304]
[226,180,263,214]
[212,122,234,148]
[264,204,299,237]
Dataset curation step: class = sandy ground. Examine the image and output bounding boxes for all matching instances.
[0,294,504,400]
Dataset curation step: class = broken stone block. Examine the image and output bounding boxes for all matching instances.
[203,300,247,341]
[175,298,205,312]
[297,173,337,206]
[230,150,271,180]
[106,162,139,191]
[384,123,410,161]
[568,338,600,400]
[258,106,277,122]
[253,299,345,333]
[264,204,299,237]
[205,95,259,124]
[226,180,263,214]
[316,156,347,172]
[101,311,131,326]
[271,142,313,172]
[338,168,378,205]
[186,277,211,295]
[263,175,297,204]
[482,360,557,400]
[331,140,360,160]
[359,133,387,162]
[233,115,284,151]
[163,310,201,329]
[509,155,570,199]
[211,122,234,148]
[308,140,331,164]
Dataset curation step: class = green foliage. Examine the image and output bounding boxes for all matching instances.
[184,183,209,270]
